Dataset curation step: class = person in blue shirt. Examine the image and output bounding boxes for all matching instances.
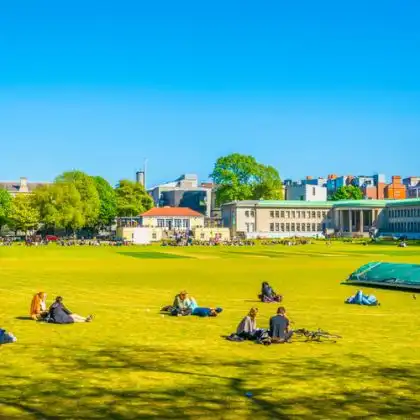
[192,307,223,317]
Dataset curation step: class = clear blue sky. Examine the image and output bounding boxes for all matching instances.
[1,0,419,187]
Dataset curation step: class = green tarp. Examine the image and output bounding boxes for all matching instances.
[346,262,420,290]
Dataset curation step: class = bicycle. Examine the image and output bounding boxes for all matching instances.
[293,328,342,343]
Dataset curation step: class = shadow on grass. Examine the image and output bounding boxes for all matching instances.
[1,345,420,419]
[117,252,191,260]
[14,317,33,321]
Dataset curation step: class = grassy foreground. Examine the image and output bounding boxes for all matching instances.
[1,243,420,419]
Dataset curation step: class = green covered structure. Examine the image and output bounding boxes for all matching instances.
[346,262,420,291]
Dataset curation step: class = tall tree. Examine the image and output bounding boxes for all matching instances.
[56,171,100,227]
[330,185,364,201]
[8,194,40,235]
[0,189,12,233]
[115,180,153,217]
[33,183,85,233]
[91,176,117,229]
[210,153,283,205]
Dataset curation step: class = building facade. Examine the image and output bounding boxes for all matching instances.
[285,184,327,201]
[147,174,213,217]
[222,199,420,238]
[140,207,205,230]
[0,177,50,196]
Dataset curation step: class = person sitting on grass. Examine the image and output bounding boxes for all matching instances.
[269,307,293,343]
[171,290,197,316]
[236,307,259,339]
[48,296,93,324]
[259,282,282,303]
[192,307,223,317]
[30,291,48,320]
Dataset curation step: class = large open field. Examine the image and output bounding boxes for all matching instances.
[1,243,420,419]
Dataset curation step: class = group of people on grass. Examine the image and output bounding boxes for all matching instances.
[230,305,293,344]
[30,292,94,324]
[162,290,223,317]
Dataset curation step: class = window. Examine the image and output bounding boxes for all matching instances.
[157,219,165,228]
[312,187,316,196]
[307,223,311,231]
[183,219,190,228]
[286,211,290,218]
[250,210,255,217]
[302,223,306,232]
[297,211,300,218]
[322,211,327,218]
[291,223,295,231]
[317,223,322,231]
[245,210,250,217]
[286,223,290,231]
[165,219,172,228]
[296,223,301,231]
[280,211,285,218]
[152,232,157,240]
[312,211,316,218]
[270,223,274,232]
[270,211,274,218]
[275,223,280,232]
[291,211,296,218]
[281,223,285,232]
[174,219,182,228]
[317,211,321,218]
[307,211,311,218]
[275,211,280,218]
[302,212,306,219]
[312,223,316,231]
[200,233,205,239]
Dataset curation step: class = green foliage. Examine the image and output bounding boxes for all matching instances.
[8,194,40,233]
[56,171,100,227]
[0,189,12,231]
[210,153,283,205]
[91,176,117,228]
[330,185,364,201]
[33,183,85,232]
[115,179,154,217]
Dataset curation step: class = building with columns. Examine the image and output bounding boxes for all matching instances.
[222,198,420,238]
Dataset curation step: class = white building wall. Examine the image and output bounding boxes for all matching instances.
[286,185,327,201]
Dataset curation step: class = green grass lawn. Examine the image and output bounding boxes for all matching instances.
[1,243,420,419]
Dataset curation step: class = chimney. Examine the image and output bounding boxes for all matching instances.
[392,175,401,184]
[136,171,145,187]
[19,177,29,193]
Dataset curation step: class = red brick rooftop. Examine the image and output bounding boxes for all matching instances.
[140,207,203,217]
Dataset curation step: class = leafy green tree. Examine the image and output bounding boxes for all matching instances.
[56,171,100,227]
[91,176,117,228]
[115,180,153,217]
[330,185,364,201]
[8,194,40,234]
[33,183,85,234]
[0,189,12,233]
[210,153,283,205]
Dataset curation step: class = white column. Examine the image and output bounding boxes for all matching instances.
[360,210,364,233]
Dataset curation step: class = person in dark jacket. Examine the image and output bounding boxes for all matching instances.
[259,282,282,303]
[48,296,93,324]
[269,307,293,342]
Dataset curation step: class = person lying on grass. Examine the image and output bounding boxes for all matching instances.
[269,306,293,343]
[259,282,282,303]
[30,291,48,320]
[171,290,197,316]
[48,296,93,324]
[192,307,223,317]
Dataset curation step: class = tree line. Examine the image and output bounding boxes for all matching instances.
[0,171,153,235]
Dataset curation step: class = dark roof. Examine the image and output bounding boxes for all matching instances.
[0,181,50,193]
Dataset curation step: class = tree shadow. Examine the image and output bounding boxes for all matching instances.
[14,316,33,321]
[1,345,420,419]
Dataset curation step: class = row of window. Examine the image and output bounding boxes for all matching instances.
[388,222,420,233]
[269,223,323,232]
[156,218,190,228]
[270,210,328,219]
[244,210,255,217]
[388,208,420,218]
